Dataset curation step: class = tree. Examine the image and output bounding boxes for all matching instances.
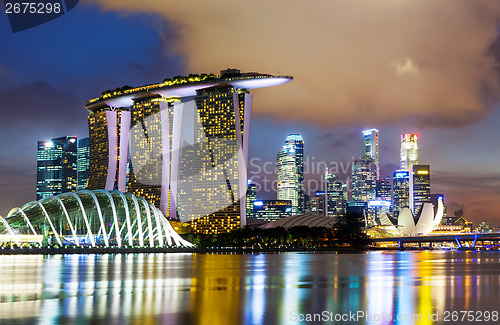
[334,212,372,248]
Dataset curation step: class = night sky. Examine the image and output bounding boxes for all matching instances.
[1,0,500,226]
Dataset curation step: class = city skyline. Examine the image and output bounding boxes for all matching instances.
[1,1,500,226]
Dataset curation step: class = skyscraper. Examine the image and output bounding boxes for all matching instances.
[84,69,292,234]
[246,181,257,219]
[324,171,343,217]
[409,164,431,214]
[392,170,409,218]
[277,133,304,214]
[77,137,90,190]
[376,176,391,202]
[36,136,77,200]
[400,133,418,171]
[351,158,376,203]
[310,192,325,216]
[362,129,379,179]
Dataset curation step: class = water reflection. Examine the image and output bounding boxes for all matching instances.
[0,252,499,324]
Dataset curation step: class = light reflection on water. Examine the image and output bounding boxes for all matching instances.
[0,251,499,324]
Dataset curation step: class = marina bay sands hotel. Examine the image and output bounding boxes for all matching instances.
[84,69,292,234]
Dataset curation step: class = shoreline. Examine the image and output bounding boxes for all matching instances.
[0,246,487,255]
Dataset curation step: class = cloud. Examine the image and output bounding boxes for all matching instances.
[0,162,34,216]
[393,57,419,77]
[88,0,500,127]
[0,82,88,141]
[431,171,500,225]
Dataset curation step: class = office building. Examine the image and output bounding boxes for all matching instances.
[351,158,376,203]
[277,133,304,214]
[310,191,326,216]
[410,164,431,214]
[324,171,343,217]
[376,176,391,202]
[304,194,311,214]
[246,181,257,219]
[346,201,368,217]
[36,136,77,200]
[77,137,90,190]
[84,69,292,234]
[392,170,409,218]
[342,184,349,213]
[400,133,418,171]
[362,129,379,179]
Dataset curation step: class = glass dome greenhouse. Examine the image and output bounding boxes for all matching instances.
[0,190,192,248]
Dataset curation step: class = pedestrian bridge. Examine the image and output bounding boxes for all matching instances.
[372,233,500,250]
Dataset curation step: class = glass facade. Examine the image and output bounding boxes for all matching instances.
[36,136,77,200]
[276,134,304,214]
[310,192,325,216]
[77,138,90,190]
[351,158,376,203]
[400,133,418,171]
[362,129,379,180]
[392,170,409,218]
[246,181,257,219]
[324,172,343,217]
[376,176,391,201]
[410,164,431,215]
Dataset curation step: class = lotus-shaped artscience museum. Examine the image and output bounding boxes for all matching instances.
[0,190,192,248]
[375,199,444,236]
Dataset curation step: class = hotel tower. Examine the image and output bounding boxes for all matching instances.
[84,69,292,233]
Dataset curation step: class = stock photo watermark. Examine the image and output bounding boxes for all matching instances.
[3,0,79,33]
[289,310,499,323]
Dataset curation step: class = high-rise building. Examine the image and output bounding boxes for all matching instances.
[310,191,326,216]
[252,200,292,222]
[351,158,376,203]
[77,137,90,190]
[362,129,379,179]
[246,181,257,219]
[84,69,292,234]
[400,133,418,171]
[342,184,349,213]
[392,170,409,218]
[410,164,431,214]
[324,171,343,217]
[304,194,311,214]
[277,133,304,214]
[376,176,391,202]
[36,136,77,200]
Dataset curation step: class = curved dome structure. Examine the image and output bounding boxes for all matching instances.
[375,199,444,236]
[261,214,336,229]
[0,190,192,248]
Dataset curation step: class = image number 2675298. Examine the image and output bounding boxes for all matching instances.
[3,0,79,32]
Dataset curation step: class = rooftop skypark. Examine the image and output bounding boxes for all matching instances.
[85,68,292,111]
